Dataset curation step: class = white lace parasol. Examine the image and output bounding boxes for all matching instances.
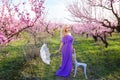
[40,43,51,64]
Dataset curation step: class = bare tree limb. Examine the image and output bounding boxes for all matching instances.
[91,4,112,10]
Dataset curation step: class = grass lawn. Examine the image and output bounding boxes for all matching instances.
[0,32,120,80]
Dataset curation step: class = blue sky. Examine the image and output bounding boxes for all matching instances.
[44,0,72,23]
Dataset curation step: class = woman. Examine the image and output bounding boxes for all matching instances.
[56,25,74,77]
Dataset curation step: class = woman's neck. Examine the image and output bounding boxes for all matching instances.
[66,32,71,36]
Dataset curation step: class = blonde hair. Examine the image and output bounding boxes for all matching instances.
[60,25,70,38]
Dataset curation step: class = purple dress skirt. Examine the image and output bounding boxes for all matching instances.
[56,35,73,77]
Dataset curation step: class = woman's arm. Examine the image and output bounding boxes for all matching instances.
[58,42,63,52]
[72,45,75,52]
[72,40,75,53]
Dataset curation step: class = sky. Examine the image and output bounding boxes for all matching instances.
[44,0,120,24]
[1,0,119,24]
[44,0,72,24]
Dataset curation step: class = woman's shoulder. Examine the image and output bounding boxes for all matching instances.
[67,33,72,36]
[66,33,72,37]
[64,33,73,40]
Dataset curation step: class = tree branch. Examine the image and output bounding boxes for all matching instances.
[110,1,119,21]
[91,4,112,10]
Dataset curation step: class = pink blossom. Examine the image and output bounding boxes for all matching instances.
[0,0,45,45]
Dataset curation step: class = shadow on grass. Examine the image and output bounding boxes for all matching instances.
[81,48,120,79]
[0,56,25,80]
[0,44,42,80]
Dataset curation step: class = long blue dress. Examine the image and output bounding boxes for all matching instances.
[56,35,73,77]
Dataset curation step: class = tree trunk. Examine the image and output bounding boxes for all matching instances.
[92,35,98,42]
[99,35,108,48]
[116,18,120,32]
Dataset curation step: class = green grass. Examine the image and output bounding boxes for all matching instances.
[0,33,120,80]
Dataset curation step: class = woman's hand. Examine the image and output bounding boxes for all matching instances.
[55,50,61,53]
[73,48,75,53]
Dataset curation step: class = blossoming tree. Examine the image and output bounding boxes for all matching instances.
[67,0,120,47]
[0,0,45,45]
